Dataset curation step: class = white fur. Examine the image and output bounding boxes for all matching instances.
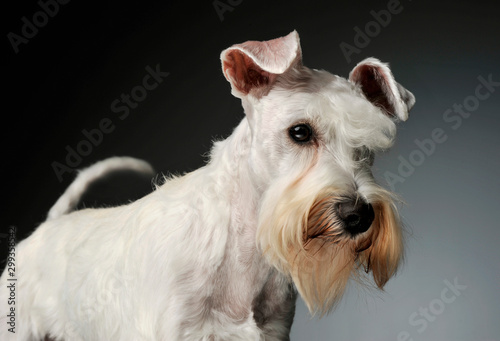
[47,157,155,220]
[0,31,413,340]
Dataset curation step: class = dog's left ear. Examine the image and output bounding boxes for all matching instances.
[221,30,302,99]
[349,58,415,121]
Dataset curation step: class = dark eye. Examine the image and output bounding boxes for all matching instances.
[289,124,313,143]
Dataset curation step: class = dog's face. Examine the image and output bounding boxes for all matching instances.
[221,31,414,315]
[245,69,396,183]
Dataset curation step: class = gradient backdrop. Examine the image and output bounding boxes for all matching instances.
[3,1,499,340]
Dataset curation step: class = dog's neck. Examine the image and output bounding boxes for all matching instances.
[208,116,264,220]
[197,117,291,319]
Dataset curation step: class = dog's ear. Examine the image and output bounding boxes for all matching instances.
[221,30,302,99]
[349,58,415,121]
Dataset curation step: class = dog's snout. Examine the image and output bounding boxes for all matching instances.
[336,198,374,236]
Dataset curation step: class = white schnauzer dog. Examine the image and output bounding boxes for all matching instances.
[1,31,414,340]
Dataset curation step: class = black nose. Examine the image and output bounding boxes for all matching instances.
[336,198,375,236]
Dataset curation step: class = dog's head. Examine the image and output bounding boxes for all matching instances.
[221,31,414,315]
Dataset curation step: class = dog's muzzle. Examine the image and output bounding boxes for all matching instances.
[336,198,375,236]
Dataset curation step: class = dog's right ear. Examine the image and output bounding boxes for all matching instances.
[221,30,302,99]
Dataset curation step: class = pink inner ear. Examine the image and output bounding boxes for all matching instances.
[223,50,273,95]
[352,65,396,118]
[221,31,301,97]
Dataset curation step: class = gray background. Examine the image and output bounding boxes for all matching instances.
[3,0,499,340]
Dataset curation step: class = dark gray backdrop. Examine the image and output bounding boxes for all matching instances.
[3,1,499,340]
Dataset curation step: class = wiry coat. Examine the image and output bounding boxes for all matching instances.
[0,31,414,340]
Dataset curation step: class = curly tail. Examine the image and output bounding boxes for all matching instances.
[47,157,155,220]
